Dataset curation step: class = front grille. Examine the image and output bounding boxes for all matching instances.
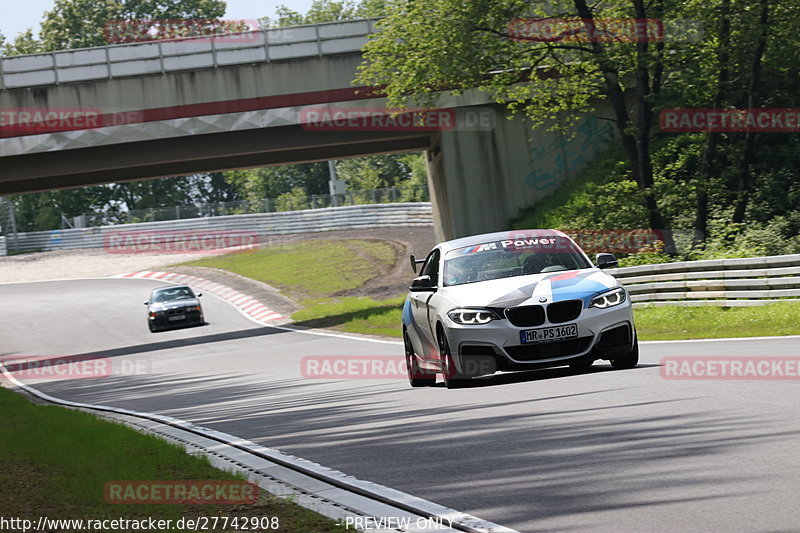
[505,305,546,327]
[505,337,592,361]
[547,300,582,323]
[165,307,196,316]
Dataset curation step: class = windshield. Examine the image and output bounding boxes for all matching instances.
[151,287,195,303]
[443,237,591,286]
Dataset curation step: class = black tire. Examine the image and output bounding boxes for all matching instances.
[610,336,639,370]
[404,332,436,387]
[438,331,467,389]
[569,359,595,370]
[148,322,156,333]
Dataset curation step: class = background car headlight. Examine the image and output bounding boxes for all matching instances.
[447,308,499,325]
[591,288,627,309]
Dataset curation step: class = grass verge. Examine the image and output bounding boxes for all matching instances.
[180,238,395,301]
[180,238,405,336]
[634,302,800,341]
[0,387,338,530]
[292,296,405,337]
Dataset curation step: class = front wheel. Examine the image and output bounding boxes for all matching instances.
[610,336,639,370]
[405,332,436,387]
[438,332,467,389]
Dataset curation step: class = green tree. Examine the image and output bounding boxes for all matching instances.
[38,0,226,50]
[225,163,332,207]
[1,29,45,55]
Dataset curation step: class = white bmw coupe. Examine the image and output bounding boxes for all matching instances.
[402,230,638,388]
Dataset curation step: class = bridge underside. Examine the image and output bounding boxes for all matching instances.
[0,126,433,195]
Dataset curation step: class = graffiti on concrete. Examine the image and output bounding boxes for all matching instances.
[525,116,614,191]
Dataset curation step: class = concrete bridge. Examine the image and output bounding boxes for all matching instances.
[0,19,614,240]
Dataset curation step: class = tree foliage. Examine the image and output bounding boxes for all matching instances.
[38,0,226,50]
[358,0,800,253]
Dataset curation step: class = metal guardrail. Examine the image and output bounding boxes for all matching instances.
[607,254,800,307]
[0,236,5,256]
[0,203,433,254]
[77,186,429,227]
[0,18,379,90]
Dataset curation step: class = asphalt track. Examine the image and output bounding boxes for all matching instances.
[1,278,799,532]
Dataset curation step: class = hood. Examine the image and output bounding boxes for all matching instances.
[440,269,618,308]
[150,298,201,311]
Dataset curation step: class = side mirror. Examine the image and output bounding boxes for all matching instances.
[196,293,202,298]
[410,254,425,273]
[410,275,436,292]
[143,301,149,306]
[596,253,618,269]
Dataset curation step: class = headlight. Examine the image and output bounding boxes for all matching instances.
[591,287,627,309]
[184,306,201,312]
[447,308,500,325]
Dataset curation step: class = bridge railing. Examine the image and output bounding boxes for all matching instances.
[0,202,433,255]
[0,18,380,90]
[606,255,800,307]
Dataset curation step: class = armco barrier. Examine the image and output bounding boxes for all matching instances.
[3,203,433,253]
[0,236,5,256]
[606,254,800,307]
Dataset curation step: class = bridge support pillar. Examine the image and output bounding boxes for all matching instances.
[425,105,615,241]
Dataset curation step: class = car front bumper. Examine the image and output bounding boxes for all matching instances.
[149,310,204,330]
[443,302,635,375]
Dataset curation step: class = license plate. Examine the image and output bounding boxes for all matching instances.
[168,315,185,321]
[520,323,578,344]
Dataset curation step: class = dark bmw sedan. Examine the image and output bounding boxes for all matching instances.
[145,285,205,332]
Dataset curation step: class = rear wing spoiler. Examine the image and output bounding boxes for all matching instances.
[409,255,426,274]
